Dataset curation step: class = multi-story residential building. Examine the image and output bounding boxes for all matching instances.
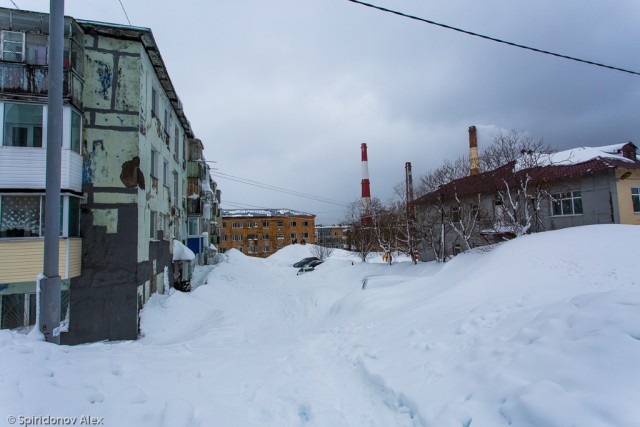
[0,9,84,330]
[315,224,349,249]
[0,7,215,343]
[414,142,640,261]
[220,209,316,257]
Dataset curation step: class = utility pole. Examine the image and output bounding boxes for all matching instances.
[40,0,64,344]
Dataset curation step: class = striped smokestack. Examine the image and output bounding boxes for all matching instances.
[469,126,480,176]
[405,162,415,220]
[361,143,371,201]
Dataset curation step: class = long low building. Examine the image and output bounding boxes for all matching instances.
[219,209,315,257]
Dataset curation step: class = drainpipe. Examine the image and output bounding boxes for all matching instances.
[41,0,64,344]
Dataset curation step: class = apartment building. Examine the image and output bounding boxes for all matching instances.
[315,224,349,250]
[220,209,315,257]
[0,7,215,343]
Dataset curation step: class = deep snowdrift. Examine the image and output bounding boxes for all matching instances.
[1,225,638,427]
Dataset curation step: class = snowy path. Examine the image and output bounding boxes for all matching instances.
[2,226,640,426]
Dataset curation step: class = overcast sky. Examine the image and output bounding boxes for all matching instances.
[5,0,639,224]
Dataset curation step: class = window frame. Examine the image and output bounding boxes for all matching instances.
[1,30,25,62]
[150,148,159,178]
[632,187,640,214]
[550,191,583,217]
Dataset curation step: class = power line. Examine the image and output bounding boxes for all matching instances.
[9,0,20,10]
[117,0,132,25]
[211,171,351,208]
[347,0,640,77]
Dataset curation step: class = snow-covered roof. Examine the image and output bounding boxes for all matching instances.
[173,240,195,261]
[222,209,315,218]
[517,143,636,170]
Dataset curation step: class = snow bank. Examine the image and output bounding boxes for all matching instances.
[172,239,195,261]
[1,225,638,427]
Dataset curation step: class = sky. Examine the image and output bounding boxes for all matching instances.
[3,0,639,224]
[2,224,640,426]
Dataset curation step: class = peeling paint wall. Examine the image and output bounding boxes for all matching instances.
[66,28,189,344]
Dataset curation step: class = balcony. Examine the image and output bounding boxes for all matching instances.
[0,63,83,109]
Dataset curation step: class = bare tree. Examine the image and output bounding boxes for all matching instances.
[416,156,470,197]
[310,244,333,261]
[480,130,552,171]
[344,198,380,262]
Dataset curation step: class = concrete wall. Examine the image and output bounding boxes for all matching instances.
[65,30,186,344]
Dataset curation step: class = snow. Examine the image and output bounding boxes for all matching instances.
[1,225,639,426]
[518,143,635,169]
[172,239,195,261]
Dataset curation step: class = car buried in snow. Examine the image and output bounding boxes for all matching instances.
[293,257,321,268]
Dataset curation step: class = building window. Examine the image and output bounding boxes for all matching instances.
[163,109,170,135]
[232,235,243,241]
[277,221,284,227]
[302,221,309,227]
[68,196,81,238]
[277,244,283,250]
[173,171,179,205]
[551,191,583,216]
[163,160,169,186]
[174,126,179,161]
[290,233,297,240]
[277,233,284,240]
[0,195,42,237]
[188,217,199,236]
[25,33,47,65]
[3,103,43,147]
[263,245,269,253]
[150,211,157,240]
[70,110,81,153]
[247,246,257,254]
[290,220,297,227]
[231,222,243,229]
[247,221,258,228]
[302,232,309,239]
[262,221,269,228]
[222,222,227,228]
[262,234,269,240]
[1,30,24,62]
[632,188,640,214]
[450,206,460,222]
[151,86,158,117]
[220,235,227,242]
[247,234,258,241]
[453,243,462,255]
[150,148,159,178]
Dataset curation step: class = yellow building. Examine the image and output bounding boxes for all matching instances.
[220,209,316,257]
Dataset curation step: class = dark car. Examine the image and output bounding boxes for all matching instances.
[293,257,320,268]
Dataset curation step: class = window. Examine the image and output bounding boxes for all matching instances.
[290,233,297,240]
[551,191,583,216]
[174,126,179,161]
[173,172,179,205]
[277,221,284,227]
[450,206,460,222]
[163,160,169,186]
[302,221,309,227]
[150,211,157,240]
[262,234,269,240]
[222,222,227,228]
[151,86,159,117]
[3,103,43,147]
[25,33,47,65]
[470,203,479,217]
[632,188,640,214]
[220,235,227,242]
[302,232,309,239]
[262,221,269,228]
[68,197,81,238]
[247,221,258,228]
[163,109,169,135]
[231,222,243,229]
[453,243,462,255]
[150,148,159,178]
[290,221,297,227]
[0,195,42,237]
[247,246,256,254]
[263,245,270,253]
[188,217,199,236]
[1,30,24,62]
[70,110,81,153]
[277,233,284,240]
[232,235,243,241]
[247,234,258,241]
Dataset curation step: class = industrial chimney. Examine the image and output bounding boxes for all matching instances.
[469,126,480,176]
[405,162,415,220]
[361,143,372,225]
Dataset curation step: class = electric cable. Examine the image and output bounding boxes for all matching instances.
[347,0,640,77]
[116,0,131,25]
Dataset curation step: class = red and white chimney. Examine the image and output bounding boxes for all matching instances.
[361,143,371,202]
